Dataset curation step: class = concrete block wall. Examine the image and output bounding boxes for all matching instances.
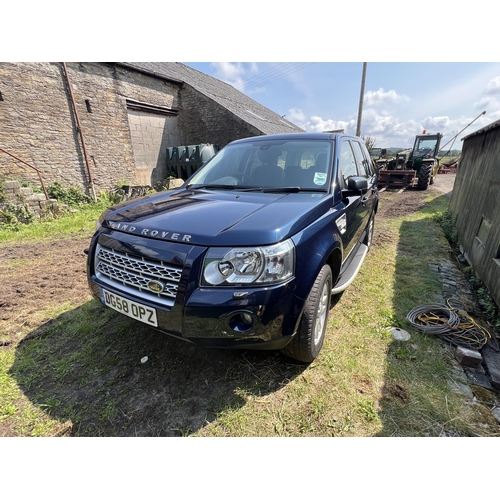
[127,110,180,186]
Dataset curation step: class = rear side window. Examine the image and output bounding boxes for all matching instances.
[339,141,359,184]
[351,140,374,177]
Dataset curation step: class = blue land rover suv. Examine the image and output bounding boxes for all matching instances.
[86,133,378,362]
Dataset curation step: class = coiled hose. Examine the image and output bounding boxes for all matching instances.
[406,299,492,349]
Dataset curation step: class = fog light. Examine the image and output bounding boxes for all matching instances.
[241,313,253,324]
[228,311,255,333]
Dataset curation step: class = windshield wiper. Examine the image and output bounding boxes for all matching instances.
[186,184,238,190]
[186,184,265,192]
[186,184,327,193]
[260,186,328,193]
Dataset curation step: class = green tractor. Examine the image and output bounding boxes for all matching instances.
[377,132,443,190]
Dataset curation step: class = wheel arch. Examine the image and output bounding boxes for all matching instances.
[326,246,342,285]
[292,228,343,301]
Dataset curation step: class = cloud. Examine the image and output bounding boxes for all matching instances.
[287,108,353,133]
[364,88,410,106]
[422,116,452,131]
[210,62,257,90]
[485,76,500,95]
[287,108,306,124]
[475,79,500,114]
[474,96,493,109]
[287,106,493,149]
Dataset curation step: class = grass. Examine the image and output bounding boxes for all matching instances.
[0,190,498,436]
[0,201,107,244]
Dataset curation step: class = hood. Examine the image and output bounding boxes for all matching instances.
[104,188,332,246]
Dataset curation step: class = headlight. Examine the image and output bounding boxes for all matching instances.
[203,239,295,286]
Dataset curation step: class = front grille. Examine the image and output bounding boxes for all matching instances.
[95,244,183,307]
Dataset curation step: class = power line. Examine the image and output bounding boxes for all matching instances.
[233,62,315,93]
[241,63,314,93]
[233,62,297,87]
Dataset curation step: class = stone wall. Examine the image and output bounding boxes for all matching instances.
[0,62,181,193]
[0,62,270,197]
[0,180,61,221]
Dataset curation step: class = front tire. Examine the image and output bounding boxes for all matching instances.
[281,265,332,363]
[417,162,432,190]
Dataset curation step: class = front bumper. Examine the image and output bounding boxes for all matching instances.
[87,230,303,350]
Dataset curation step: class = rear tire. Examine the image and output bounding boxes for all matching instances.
[417,162,432,190]
[281,265,332,363]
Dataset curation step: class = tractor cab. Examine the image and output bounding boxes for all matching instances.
[409,133,442,161]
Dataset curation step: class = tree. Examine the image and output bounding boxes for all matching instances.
[362,135,377,154]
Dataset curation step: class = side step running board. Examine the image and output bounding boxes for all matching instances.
[331,243,368,294]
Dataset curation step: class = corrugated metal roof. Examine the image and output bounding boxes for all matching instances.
[119,62,305,136]
[462,118,500,140]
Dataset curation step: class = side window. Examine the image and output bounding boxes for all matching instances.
[360,144,376,177]
[339,141,359,185]
[351,141,373,178]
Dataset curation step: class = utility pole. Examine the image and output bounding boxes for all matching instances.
[356,62,367,137]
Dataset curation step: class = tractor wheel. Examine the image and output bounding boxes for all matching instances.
[417,163,432,190]
[429,164,437,185]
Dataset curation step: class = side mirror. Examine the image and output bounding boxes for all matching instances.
[381,148,387,156]
[343,176,368,197]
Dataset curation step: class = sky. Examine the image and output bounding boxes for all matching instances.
[183,62,500,151]
[6,3,499,155]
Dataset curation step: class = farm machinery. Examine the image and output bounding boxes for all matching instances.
[377,132,443,190]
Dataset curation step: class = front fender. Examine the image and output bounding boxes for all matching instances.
[291,208,344,301]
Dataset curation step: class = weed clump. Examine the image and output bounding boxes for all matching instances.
[435,210,458,248]
[47,181,92,207]
[469,276,500,330]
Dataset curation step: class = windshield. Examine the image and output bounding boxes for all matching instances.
[413,136,439,158]
[187,139,333,191]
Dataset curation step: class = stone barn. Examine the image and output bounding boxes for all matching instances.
[449,118,500,308]
[0,62,303,193]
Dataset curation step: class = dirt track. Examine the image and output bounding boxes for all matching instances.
[0,233,91,342]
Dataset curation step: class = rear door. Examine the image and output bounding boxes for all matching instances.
[350,139,377,230]
[338,139,366,259]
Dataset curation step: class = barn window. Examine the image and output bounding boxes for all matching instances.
[476,217,491,246]
[125,98,178,117]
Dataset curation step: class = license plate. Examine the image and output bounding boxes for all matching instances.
[100,288,158,327]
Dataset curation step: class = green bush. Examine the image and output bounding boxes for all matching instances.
[0,203,35,229]
[435,210,458,247]
[469,276,500,329]
[47,181,92,207]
